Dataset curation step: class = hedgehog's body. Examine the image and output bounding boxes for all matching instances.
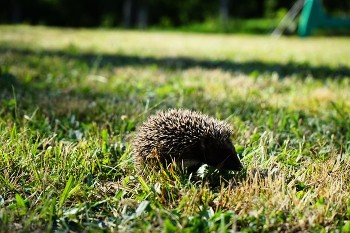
[133,109,243,172]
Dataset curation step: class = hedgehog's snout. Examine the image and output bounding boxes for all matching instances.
[230,149,243,171]
[218,143,243,171]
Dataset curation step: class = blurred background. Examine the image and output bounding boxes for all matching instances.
[2,0,350,34]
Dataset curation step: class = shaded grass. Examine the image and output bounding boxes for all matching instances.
[1,45,350,80]
[0,25,350,232]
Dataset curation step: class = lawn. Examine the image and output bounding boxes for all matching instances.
[0,25,350,232]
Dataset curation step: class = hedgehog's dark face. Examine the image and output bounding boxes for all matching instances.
[201,138,243,171]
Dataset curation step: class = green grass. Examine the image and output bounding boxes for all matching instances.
[0,25,350,232]
[152,18,280,34]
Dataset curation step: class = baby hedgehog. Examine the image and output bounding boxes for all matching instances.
[133,109,243,172]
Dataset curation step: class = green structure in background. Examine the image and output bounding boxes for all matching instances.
[298,0,350,37]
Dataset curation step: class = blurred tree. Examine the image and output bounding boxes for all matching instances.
[220,0,229,23]
[122,0,133,28]
[9,0,22,23]
[137,0,148,29]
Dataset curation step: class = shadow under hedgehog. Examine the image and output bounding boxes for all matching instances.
[133,109,243,173]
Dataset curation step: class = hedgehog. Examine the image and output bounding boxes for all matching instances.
[132,109,243,172]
